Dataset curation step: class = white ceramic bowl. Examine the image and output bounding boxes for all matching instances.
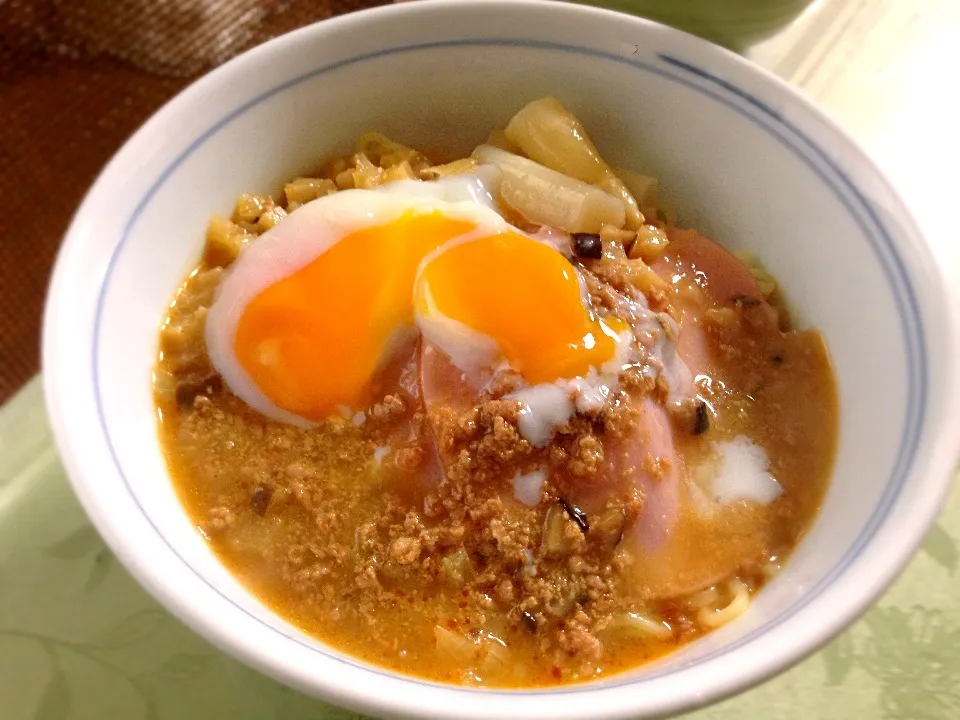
[42,2,960,718]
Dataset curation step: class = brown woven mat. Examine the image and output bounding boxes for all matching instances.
[0,0,389,403]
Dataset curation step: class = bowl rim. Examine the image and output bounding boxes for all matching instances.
[42,1,960,718]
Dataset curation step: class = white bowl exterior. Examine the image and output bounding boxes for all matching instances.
[43,2,960,719]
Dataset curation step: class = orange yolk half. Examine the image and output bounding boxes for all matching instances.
[416,232,623,384]
[234,211,474,421]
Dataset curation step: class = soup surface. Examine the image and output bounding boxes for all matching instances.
[155,98,837,687]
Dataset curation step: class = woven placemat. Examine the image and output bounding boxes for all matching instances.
[0,0,389,403]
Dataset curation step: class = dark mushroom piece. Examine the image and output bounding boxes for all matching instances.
[541,502,586,557]
[572,233,603,259]
[591,505,627,551]
[251,484,274,517]
[546,586,590,618]
[174,373,222,407]
[559,498,590,533]
[692,400,710,435]
[730,294,762,307]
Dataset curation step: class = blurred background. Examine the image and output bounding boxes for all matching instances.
[0,0,817,405]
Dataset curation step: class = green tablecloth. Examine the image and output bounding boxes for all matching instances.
[1,376,957,719]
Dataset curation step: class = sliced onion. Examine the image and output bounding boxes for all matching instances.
[503,97,644,228]
[434,625,478,662]
[616,167,660,221]
[472,144,625,233]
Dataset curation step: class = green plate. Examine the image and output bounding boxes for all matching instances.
[2,376,959,718]
[572,0,815,48]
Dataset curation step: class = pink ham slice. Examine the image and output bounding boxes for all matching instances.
[369,336,444,495]
[628,399,682,551]
[645,227,765,409]
[574,396,682,553]
[653,227,763,305]
[416,339,492,486]
[418,338,684,552]
[587,228,752,553]
[412,228,771,597]
[419,340,483,416]
[613,228,773,598]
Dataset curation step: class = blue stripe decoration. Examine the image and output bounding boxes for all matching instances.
[92,39,925,693]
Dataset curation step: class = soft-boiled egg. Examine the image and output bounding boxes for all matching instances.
[205,172,630,426]
[413,230,626,382]
[206,174,503,425]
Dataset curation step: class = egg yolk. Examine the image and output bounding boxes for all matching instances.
[415,232,622,384]
[234,211,474,421]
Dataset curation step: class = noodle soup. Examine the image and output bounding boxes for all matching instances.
[154,97,837,686]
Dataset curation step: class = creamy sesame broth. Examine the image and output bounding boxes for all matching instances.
[154,98,837,687]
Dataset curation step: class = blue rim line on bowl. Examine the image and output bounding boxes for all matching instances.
[91,39,925,692]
